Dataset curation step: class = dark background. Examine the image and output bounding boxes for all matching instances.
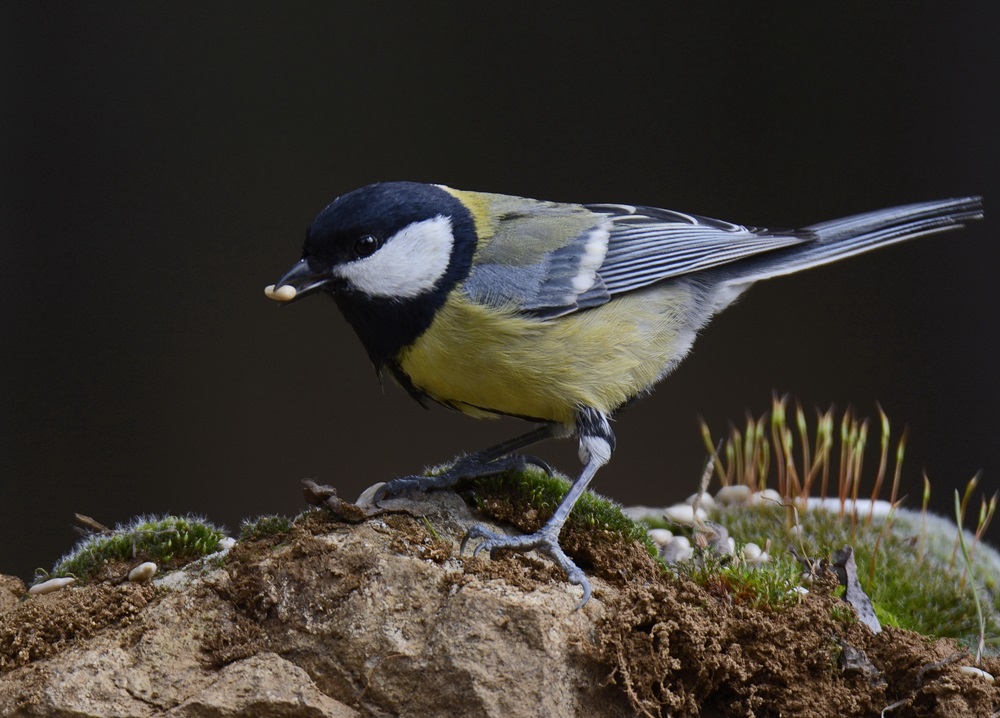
[2,3,998,580]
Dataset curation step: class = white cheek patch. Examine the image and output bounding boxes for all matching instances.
[333,215,455,299]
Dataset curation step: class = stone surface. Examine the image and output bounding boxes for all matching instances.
[2,489,999,718]
[167,652,359,717]
[0,492,630,718]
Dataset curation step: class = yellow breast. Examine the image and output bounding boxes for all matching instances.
[396,285,696,425]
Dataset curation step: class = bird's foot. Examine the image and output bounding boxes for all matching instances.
[372,452,553,504]
[460,524,591,609]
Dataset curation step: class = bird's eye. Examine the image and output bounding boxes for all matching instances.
[352,234,381,259]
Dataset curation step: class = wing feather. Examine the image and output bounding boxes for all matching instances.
[460,195,813,318]
[594,207,812,296]
[458,193,982,319]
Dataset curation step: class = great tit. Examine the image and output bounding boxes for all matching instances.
[266,182,982,606]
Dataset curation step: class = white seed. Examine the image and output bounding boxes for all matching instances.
[685,492,716,509]
[715,485,751,506]
[743,542,771,566]
[264,284,297,302]
[661,536,693,563]
[959,666,994,683]
[29,577,75,595]
[749,489,783,506]
[663,503,706,526]
[647,528,673,546]
[216,537,236,551]
[128,562,158,583]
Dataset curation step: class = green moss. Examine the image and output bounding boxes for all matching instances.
[873,603,902,629]
[239,514,294,541]
[830,603,856,625]
[540,453,998,646]
[694,400,1000,650]
[673,549,805,610]
[457,467,818,611]
[458,466,660,560]
[39,514,228,585]
[638,515,674,532]
[707,503,1000,649]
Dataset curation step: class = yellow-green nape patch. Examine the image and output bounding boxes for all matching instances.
[437,186,497,242]
[439,186,600,262]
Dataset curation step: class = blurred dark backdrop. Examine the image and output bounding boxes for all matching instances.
[2,3,998,580]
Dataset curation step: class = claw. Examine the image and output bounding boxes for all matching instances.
[460,523,591,608]
[369,424,594,607]
[371,483,389,507]
[521,455,555,476]
[460,524,496,555]
[571,573,592,610]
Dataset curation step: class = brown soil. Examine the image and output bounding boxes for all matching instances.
[0,579,155,671]
[2,492,998,717]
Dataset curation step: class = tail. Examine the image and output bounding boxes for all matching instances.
[721,196,983,286]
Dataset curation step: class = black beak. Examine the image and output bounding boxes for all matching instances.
[264,258,331,303]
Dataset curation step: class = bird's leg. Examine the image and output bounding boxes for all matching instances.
[461,408,614,608]
[372,424,556,503]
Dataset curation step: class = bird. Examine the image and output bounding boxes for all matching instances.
[265,181,983,607]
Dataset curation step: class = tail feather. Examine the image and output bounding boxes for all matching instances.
[721,196,983,286]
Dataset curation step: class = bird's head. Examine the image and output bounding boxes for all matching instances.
[265,181,476,305]
[265,181,477,367]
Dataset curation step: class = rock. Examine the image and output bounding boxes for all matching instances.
[168,652,359,717]
[2,489,999,717]
[660,535,693,564]
[27,577,74,595]
[647,528,673,546]
[662,503,706,526]
[0,491,630,718]
[831,545,881,635]
[714,485,751,506]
